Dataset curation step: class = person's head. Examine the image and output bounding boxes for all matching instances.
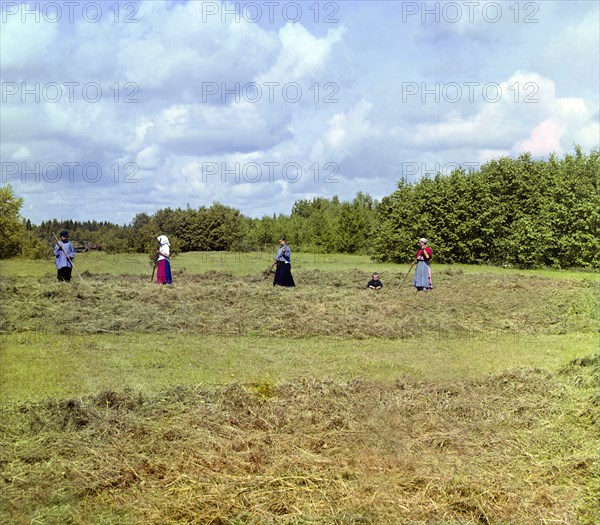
[372,272,380,280]
[279,237,286,246]
[60,230,69,240]
[419,237,428,247]
[157,235,170,246]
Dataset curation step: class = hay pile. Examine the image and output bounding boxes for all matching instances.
[1,270,596,337]
[2,358,598,524]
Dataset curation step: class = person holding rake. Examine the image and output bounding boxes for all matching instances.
[413,238,433,291]
[53,230,76,282]
[273,237,295,287]
[156,235,173,285]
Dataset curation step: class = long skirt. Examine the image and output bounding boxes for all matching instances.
[413,260,432,290]
[273,261,295,287]
[157,259,172,284]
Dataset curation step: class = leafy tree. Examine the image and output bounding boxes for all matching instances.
[128,213,157,254]
[337,193,376,254]
[204,203,244,250]
[0,185,25,259]
[370,148,599,268]
[19,225,47,259]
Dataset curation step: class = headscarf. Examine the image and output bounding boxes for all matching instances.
[157,235,170,259]
[419,238,428,244]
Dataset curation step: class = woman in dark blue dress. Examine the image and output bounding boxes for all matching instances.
[273,238,295,287]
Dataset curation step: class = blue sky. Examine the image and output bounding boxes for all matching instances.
[1,0,598,223]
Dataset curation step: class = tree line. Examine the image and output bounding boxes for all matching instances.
[1,148,597,268]
[0,191,378,259]
[371,147,599,268]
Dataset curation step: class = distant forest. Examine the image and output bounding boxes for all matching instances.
[2,148,598,268]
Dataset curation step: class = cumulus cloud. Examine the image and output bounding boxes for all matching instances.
[257,23,345,82]
[0,0,597,223]
[11,147,31,161]
[397,70,598,156]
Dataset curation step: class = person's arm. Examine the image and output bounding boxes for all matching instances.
[276,246,290,263]
[67,242,75,259]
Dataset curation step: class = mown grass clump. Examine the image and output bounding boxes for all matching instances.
[1,359,598,524]
[1,269,597,337]
[1,258,598,524]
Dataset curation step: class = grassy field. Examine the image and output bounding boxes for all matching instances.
[0,252,598,524]
[1,250,598,279]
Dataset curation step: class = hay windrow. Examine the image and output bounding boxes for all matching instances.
[1,368,598,525]
[1,270,597,337]
[1,263,598,524]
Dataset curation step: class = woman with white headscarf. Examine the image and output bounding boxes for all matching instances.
[413,237,432,291]
[156,235,172,284]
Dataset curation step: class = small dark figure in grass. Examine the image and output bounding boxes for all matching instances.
[156,235,173,285]
[367,272,383,290]
[53,230,75,282]
[273,238,295,287]
[413,238,433,291]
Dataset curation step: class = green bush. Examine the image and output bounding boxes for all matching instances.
[370,148,599,268]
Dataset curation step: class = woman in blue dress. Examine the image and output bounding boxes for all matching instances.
[273,238,295,287]
[413,238,432,291]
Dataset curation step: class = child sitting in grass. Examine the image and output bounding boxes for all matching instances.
[367,272,383,290]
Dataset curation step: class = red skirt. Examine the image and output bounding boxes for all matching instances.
[156,259,172,284]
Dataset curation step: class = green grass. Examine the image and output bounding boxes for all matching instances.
[0,252,598,524]
[1,250,599,280]
[1,332,597,403]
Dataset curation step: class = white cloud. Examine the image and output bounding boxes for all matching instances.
[324,100,375,157]
[257,23,345,82]
[11,147,31,161]
[1,0,598,223]
[0,13,57,71]
[514,119,563,156]
[401,70,598,155]
[135,145,162,170]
